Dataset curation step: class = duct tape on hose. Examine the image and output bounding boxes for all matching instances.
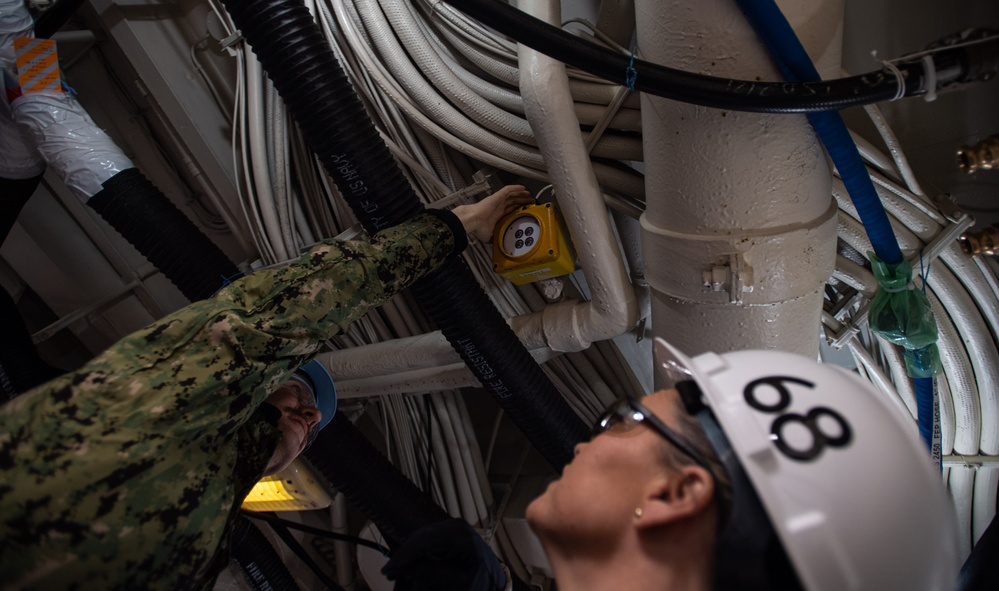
[11,91,133,201]
[0,0,44,178]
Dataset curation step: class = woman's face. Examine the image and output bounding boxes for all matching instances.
[262,379,323,475]
[526,390,683,549]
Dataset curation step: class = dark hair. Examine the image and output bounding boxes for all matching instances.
[657,395,734,521]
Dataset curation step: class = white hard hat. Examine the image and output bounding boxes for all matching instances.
[652,337,959,591]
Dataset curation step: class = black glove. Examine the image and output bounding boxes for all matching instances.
[382,518,506,591]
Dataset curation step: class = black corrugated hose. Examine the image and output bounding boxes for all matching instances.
[33,0,87,39]
[88,168,239,301]
[221,0,587,470]
[440,0,924,113]
[0,174,64,397]
[305,413,449,549]
[232,517,302,591]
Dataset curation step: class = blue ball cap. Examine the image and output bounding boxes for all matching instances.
[294,359,337,431]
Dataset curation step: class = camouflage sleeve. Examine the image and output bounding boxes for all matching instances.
[6,212,462,440]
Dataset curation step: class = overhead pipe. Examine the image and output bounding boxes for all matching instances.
[513,0,639,353]
[636,0,840,357]
[222,0,587,471]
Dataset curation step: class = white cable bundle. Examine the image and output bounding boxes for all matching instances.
[833,103,999,557]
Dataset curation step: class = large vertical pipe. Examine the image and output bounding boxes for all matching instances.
[637,0,842,357]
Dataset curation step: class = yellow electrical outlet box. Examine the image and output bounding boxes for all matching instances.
[492,202,576,285]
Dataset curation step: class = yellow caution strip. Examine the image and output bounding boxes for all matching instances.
[13,38,64,94]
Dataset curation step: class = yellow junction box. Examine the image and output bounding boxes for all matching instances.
[491,202,576,285]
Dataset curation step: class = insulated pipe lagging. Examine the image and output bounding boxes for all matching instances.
[223,0,588,469]
[88,168,239,301]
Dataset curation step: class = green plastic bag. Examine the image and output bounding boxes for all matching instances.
[867,253,941,378]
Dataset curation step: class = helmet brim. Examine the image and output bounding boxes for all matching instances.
[296,359,337,431]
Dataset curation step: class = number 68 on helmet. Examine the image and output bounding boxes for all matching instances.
[653,337,959,591]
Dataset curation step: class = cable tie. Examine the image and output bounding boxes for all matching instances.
[920,55,938,102]
[919,252,930,294]
[881,283,910,293]
[881,60,906,101]
[625,51,637,91]
[219,30,244,50]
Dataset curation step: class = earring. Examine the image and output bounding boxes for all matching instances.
[634,507,643,519]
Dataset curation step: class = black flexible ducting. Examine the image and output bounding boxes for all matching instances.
[222,0,587,470]
[305,415,533,591]
[33,0,86,39]
[958,510,999,591]
[266,519,347,591]
[0,175,41,241]
[0,288,63,400]
[0,174,63,398]
[442,0,925,113]
[88,168,239,301]
[305,413,449,548]
[232,517,302,591]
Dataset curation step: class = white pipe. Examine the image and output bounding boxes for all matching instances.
[948,466,975,560]
[636,0,842,357]
[245,52,288,262]
[972,466,998,544]
[515,0,639,353]
[431,392,479,523]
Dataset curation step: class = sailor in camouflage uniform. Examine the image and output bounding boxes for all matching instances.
[0,186,533,590]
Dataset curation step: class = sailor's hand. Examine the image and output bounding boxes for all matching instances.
[453,185,533,243]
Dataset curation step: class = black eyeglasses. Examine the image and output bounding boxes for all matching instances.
[594,394,716,477]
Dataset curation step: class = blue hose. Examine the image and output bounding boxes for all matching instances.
[734,0,902,264]
[735,0,936,452]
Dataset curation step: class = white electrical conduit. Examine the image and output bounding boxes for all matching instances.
[330,347,563,399]
[949,466,976,558]
[834,183,999,454]
[232,45,278,263]
[370,0,535,145]
[265,80,298,258]
[349,0,540,152]
[973,468,999,543]
[416,0,516,57]
[413,6,643,132]
[848,131,905,185]
[326,0,645,197]
[937,364,958,458]
[432,392,484,524]
[845,335,908,416]
[244,52,288,263]
[454,394,495,511]
[358,0,645,161]
[419,0,640,109]
[862,102,926,197]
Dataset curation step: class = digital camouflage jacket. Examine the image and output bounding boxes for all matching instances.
[0,211,466,590]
